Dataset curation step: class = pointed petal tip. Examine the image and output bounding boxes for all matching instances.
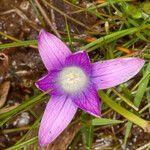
[39,29,46,34]
[38,29,54,43]
[38,96,77,148]
[38,135,55,148]
[35,75,47,92]
[92,57,145,90]
[35,81,39,89]
[38,138,47,148]
[38,29,48,41]
[89,111,101,118]
[38,29,46,38]
[38,29,58,41]
[90,108,101,118]
[130,57,145,70]
[137,57,145,66]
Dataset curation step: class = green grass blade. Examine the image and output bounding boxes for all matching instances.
[98,90,149,131]
[82,125,93,150]
[134,63,150,107]
[0,92,47,126]
[139,103,150,114]
[92,118,124,126]
[65,16,73,50]
[112,88,138,111]
[0,31,20,42]
[81,113,93,150]
[17,116,41,144]
[0,40,37,49]
[72,0,133,14]
[124,122,132,145]
[146,91,150,112]
[81,24,150,52]
[6,136,38,150]
[124,62,150,145]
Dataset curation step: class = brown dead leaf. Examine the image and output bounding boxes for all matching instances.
[0,81,10,108]
[85,37,97,43]
[0,103,19,114]
[0,53,9,81]
[0,53,9,72]
[116,46,134,54]
[95,0,106,4]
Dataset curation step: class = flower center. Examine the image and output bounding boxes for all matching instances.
[59,67,88,93]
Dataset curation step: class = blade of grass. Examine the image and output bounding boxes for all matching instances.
[0,92,47,126]
[124,62,150,145]
[112,88,138,111]
[146,91,150,112]
[98,90,150,132]
[0,32,37,48]
[92,118,124,126]
[81,24,150,52]
[65,16,73,50]
[120,85,134,100]
[124,121,132,145]
[81,113,93,150]
[17,116,41,144]
[0,31,20,42]
[71,0,133,14]
[134,63,150,107]
[131,73,150,92]
[139,103,150,114]
[0,40,37,49]
[6,136,38,150]
[29,0,45,27]
[2,126,31,134]
[82,125,93,150]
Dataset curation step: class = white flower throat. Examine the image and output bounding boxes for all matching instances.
[59,67,88,93]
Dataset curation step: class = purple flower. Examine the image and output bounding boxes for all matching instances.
[35,29,144,147]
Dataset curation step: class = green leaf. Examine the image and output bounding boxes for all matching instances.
[92,118,124,126]
[6,136,38,150]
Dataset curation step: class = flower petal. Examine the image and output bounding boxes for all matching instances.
[72,83,100,117]
[38,30,71,70]
[39,95,77,147]
[91,57,145,89]
[65,51,91,74]
[35,69,63,96]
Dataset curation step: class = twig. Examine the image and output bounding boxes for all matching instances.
[0,8,40,31]
[136,142,150,150]
[34,0,61,38]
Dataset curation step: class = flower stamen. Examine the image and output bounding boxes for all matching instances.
[59,67,88,93]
